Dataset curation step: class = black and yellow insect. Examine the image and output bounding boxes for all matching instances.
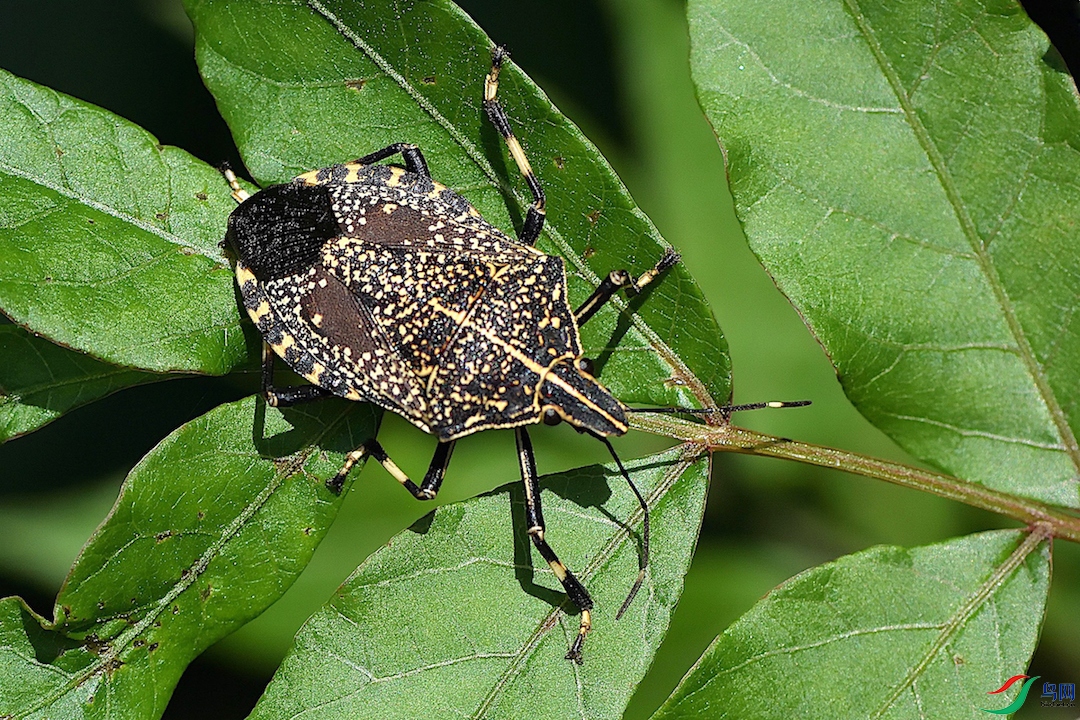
[223,47,793,663]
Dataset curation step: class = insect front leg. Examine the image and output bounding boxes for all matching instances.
[261,343,332,407]
[574,248,680,326]
[326,438,457,496]
[516,427,594,664]
[351,142,431,178]
[484,46,546,246]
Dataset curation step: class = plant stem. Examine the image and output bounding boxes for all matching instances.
[629,412,1080,543]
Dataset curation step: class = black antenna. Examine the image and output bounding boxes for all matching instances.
[607,399,809,617]
[627,399,810,419]
[588,432,650,620]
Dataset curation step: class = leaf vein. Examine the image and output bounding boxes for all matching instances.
[842,0,1080,473]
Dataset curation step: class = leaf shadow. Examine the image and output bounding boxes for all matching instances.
[250,395,377,463]
[590,284,663,378]
[17,601,81,665]
[482,456,669,612]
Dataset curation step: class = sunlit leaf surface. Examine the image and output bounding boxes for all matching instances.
[652,530,1051,720]
[690,0,1080,506]
[0,69,250,374]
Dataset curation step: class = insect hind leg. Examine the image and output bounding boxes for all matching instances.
[326,438,456,497]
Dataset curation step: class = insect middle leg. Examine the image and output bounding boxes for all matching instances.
[516,426,594,664]
[257,344,456,496]
[483,47,546,246]
[574,249,681,326]
[326,438,456,496]
[260,343,332,407]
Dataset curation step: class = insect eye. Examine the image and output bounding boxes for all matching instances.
[543,408,562,426]
[577,357,595,376]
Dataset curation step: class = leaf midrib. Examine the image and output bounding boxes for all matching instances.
[0,158,225,267]
[869,527,1050,718]
[842,0,1080,475]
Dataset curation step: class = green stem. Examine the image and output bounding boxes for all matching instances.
[629,413,1080,543]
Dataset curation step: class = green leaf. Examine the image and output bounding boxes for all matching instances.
[689,0,1080,506]
[248,445,708,720]
[0,68,250,374]
[652,529,1051,720]
[0,395,377,720]
[185,0,730,408]
[0,325,159,442]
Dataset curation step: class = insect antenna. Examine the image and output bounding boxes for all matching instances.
[589,433,650,620]
[626,399,810,420]
[602,400,808,617]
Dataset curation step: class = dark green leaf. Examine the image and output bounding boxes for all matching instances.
[652,529,1051,720]
[186,0,730,408]
[0,68,250,374]
[0,325,159,442]
[689,0,1080,506]
[249,445,708,720]
[0,395,377,720]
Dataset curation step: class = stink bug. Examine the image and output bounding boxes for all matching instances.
[223,47,804,663]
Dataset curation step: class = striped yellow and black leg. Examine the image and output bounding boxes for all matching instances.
[484,46,546,246]
[516,426,594,663]
[351,142,431,178]
[574,249,681,326]
[260,343,332,407]
[326,438,457,496]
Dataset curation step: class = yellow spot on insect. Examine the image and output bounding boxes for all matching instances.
[382,203,398,214]
[387,167,405,186]
[311,313,324,327]
[427,298,467,324]
[304,362,327,386]
[235,263,257,285]
[248,301,271,324]
[549,560,568,581]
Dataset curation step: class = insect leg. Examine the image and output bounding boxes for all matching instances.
[418,440,457,499]
[483,46,546,246]
[261,343,332,407]
[325,438,457,498]
[351,142,431,178]
[574,248,680,326]
[516,427,594,664]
